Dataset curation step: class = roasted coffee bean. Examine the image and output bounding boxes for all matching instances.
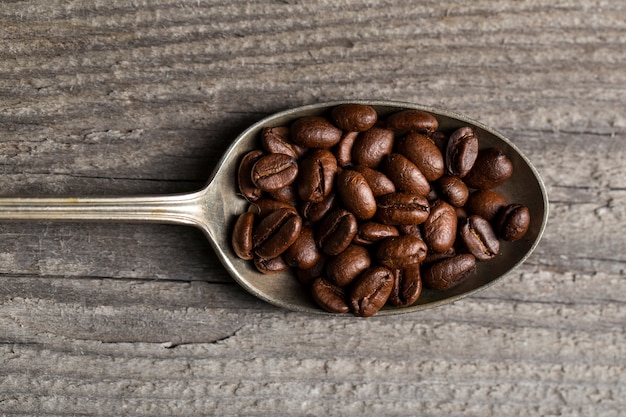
[297,149,338,203]
[353,222,399,245]
[397,133,445,181]
[465,189,507,222]
[350,266,394,317]
[376,192,430,225]
[336,170,377,220]
[251,153,299,192]
[383,153,431,196]
[290,116,343,148]
[238,150,264,201]
[330,103,378,132]
[282,226,321,269]
[248,198,298,218]
[464,148,514,189]
[317,208,358,255]
[353,165,396,197]
[398,223,423,239]
[376,235,427,269]
[253,208,303,259]
[459,215,500,261]
[232,211,255,260]
[495,203,531,241]
[422,254,476,290]
[326,244,372,287]
[295,255,327,286]
[268,184,298,206]
[312,277,350,314]
[300,192,336,222]
[421,199,457,253]
[446,126,479,178]
[261,126,300,159]
[351,127,394,168]
[254,255,289,274]
[388,265,422,307]
[423,247,456,265]
[430,131,449,153]
[436,175,469,207]
[335,131,358,167]
[385,109,438,134]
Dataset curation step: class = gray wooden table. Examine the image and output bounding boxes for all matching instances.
[1,1,624,416]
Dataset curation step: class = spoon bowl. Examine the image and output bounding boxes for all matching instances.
[0,100,548,315]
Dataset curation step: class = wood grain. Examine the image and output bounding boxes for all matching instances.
[1,1,625,416]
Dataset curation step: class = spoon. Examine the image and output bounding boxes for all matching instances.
[0,100,548,315]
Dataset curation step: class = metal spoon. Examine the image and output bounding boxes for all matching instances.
[0,100,549,315]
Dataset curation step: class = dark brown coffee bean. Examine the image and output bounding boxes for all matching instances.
[232,211,255,260]
[317,209,358,255]
[251,153,299,192]
[334,131,358,167]
[384,109,438,134]
[326,244,371,287]
[238,150,264,202]
[330,103,378,132]
[436,175,469,207]
[388,265,422,307]
[465,189,507,222]
[311,277,350,314]
[282,226,321,270]
[430,131,449,153]
[423,247,456,265]
[421,199,457,253]
[253,208,303,259]
[290,116,343,148]
[376,235,427,269]
[351,127,395,168]
[383,153,431,196]
[300,192,336,222]
[422,254,476,290]
[376,192,430,225]
[446,126,479,178]
[336,170,377,220]
[261,126,301,159]
[297,149,338,203]
[463,148,514,190]
[397,133,445,181]
[495,203,531,241]
[248,198,298,218]
[353,165,396,197]
[295,255,327,286]
[459,215,500,261]
[398,223,423,239]
[353,222,399,245]
[254,255,289,274]
[268,184,298,206]
[350,266,394,317]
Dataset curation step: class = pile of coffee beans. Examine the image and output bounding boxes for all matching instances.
[232,104,530,317]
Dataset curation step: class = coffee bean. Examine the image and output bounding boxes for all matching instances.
[388,265,422,307]
[299,192,336,222]
[376,235,427,269]
[465,189,507,222]
[422,254,476,290]
[336,170,377,220]
[446,126,479,178]
[261,126,300,159]
[383,153,431,196]
[495,203,530,241]
[232,211,255,260]
[464,147,513,189]
[421,199,457,253]
[350,266,394,317]
[376,192,430,225]
[295,255,327,286]
[268,184,298,206]
[397,132,445,181]
[248,198,298,218]
[459,215,500,261]
[436,175,469,208]
[290,116,343,148]
[317,208,358,255]
[238,150,264,202]
[353,222,399,245]
[385,109,438,134]
[254,255,289,274]
[253,208,303,259]
[353,165,396,197]
[312,277,350,314]
[326,244,372,287]
[282,225,321,269]
[297,149,338,203]
[335,131,358,167]
[251,153,299,192]
[351,127,394,168]
[330,103,378,132]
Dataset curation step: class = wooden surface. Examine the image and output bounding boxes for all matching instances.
[1,1,625,416]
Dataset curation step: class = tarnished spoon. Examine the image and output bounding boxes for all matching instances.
[0,100,548,315]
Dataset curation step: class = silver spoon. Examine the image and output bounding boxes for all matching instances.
[0,100,549,315]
